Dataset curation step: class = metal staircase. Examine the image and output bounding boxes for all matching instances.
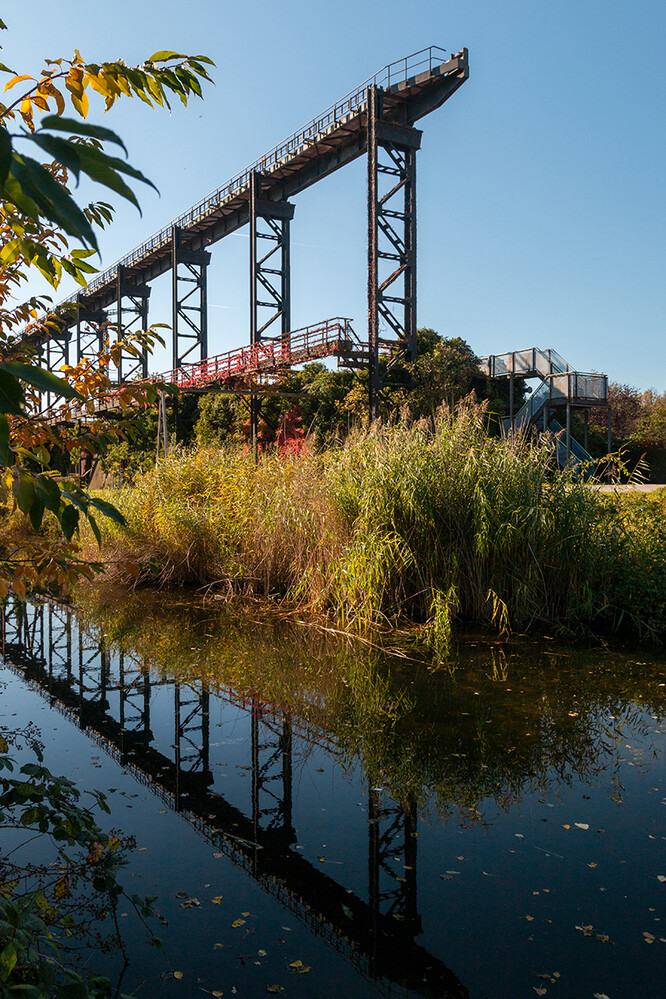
[479,347,610,469]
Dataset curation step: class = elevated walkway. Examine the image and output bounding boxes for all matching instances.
[52,47,468,320]
[479,347,610,470]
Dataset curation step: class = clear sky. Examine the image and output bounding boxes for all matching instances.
[4,1,665,389]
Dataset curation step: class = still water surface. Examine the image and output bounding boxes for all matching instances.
[1,592,665,999]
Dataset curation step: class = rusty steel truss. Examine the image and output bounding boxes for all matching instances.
[32,46,469,419]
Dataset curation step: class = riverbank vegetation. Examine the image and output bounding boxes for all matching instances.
[84,405,666,642]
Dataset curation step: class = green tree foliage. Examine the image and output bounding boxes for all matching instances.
[0,724,157,997]
[0,20,214,596]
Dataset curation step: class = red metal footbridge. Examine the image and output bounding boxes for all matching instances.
[30,45,469,428]
[156,317,360,392]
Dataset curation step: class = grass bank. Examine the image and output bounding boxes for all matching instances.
[90,407,666,642]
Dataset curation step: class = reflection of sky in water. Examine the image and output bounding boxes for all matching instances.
[1,594,665,999]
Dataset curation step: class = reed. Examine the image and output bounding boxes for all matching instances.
[87,405,666,639]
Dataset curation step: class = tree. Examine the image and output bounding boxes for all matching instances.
[0,20,214,598]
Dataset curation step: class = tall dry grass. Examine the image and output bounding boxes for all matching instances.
[93,406,666,640]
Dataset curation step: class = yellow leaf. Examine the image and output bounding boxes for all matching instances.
[173,971,183,980]
[231,918,246,928]
[0,737,8,753]
[3,74,34,92]
[71,89,89,118]
[53,875,70,900]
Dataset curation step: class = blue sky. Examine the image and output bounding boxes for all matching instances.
[5,1,665,389]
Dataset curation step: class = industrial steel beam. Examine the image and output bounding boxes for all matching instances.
[367,86,421,419]
[115,264,151,383]
[49,48,468,319]
[172,225,210,370]
[249,171,295,452]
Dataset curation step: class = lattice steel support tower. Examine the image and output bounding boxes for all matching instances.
[367,86,421,421]
[76,294,106,364]
[249,171,295,451]
[115,264,151,382]
[172,225,210,370]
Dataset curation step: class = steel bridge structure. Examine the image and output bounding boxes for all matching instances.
[31,46,469,431]
[1,596,468,999]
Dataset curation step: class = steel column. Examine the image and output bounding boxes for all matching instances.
[367,86,421,421]
[115,264,151,383]
[76,294,106,365]
[171,225,210,370]
[249,171,295,451]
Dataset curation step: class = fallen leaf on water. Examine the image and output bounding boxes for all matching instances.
[213,943,225,949]
[657,875,666,883]
[289,960,303,969]
[232,919,246,928]
[562,824,570,830]
[575,823,589,830]
[588,862,598,868]
[258,949,267,957]
[241,911,250,917]
[212,992,223,997]
[533,989,547,997]
[266,987,284,994]
[593,994,610,999]
[213,852,224,859]
[212,896,223,904]
[175,891,188,898]
[515,833,524,839]
[173,971,183,980]
[525,915,534,921]
[643,931,655,944]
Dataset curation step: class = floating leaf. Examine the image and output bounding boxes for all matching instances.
[266,987,284,994]
[173,971,183,980]
[575,823,589,830]
[231,918,246,928]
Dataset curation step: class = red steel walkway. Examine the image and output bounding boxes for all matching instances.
[155,317,359,392]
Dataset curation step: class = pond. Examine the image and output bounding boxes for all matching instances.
[1,591,665,999]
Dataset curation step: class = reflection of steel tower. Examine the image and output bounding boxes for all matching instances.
[368,783,420,958]
[173,680,211,812]
[76,615,110,726]
[251,695,295,851]
[117,650,152,755]
[47,602,72,688]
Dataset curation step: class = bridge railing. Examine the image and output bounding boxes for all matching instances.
[158,317,355,391]
[61,46,451,308]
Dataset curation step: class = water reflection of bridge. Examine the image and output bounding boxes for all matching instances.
[1,598,468,999]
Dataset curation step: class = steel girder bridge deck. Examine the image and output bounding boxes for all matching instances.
[30,46,469,428]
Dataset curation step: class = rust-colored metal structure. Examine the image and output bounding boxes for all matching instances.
[34,46,469,427]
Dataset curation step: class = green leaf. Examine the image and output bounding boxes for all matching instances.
[39,115,127,155]
[76,143,158,193]
[87,511,102,547]
[9,154,98,249]
[0,413,9,465]
[28,133,82,181]
[59,503,79,542]
[89,496,126,526]
[0,363,81,400]
[147,50,186,62]
[0,369,25,415]
[29,498,44,532]
[6,984,44,997]
[12,473,35,515]
[0,941,18,982]
[0,126,11,187]
[35,474,61,512]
